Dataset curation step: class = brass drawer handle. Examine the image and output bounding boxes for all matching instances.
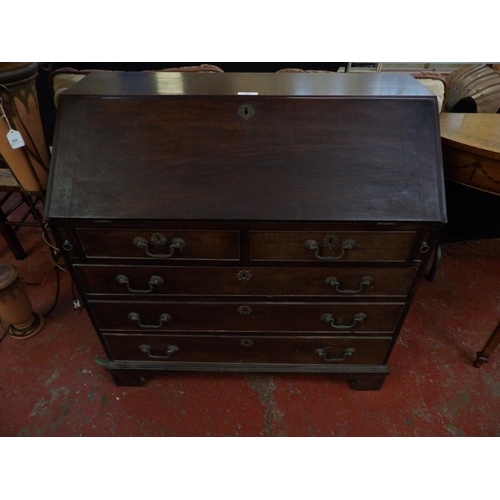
[133,237,186,258]
[116,274,164,293]
[325,276,373,294]
[139,344,179,359]
[315,347,355,362]
[321,312,366,330]
[127,312,171,329]
[304,238,356,260]
[420,241,430,254]
[62,240,74,251]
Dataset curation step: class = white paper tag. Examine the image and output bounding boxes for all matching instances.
[237,92,259,95]
[6,129,25,149]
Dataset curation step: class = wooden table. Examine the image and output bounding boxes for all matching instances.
[440,113,500,195]
[440,113,500,367]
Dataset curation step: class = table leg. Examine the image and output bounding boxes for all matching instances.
[473,320,500,368]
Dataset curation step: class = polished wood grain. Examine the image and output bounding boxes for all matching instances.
[440,113,500,159]
[440,113,500,195]
[46,72,446,389]
[104,333,392,365]
[62,71,436,97]
[77,228,240,260]
[47,72,445,223]
[88,300,404,334]
[251,231,416,262]
[74,264,417,298]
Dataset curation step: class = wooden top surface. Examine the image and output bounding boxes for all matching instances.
[440,113,500,160]
[63,71,435,97]
[46,72,445,223]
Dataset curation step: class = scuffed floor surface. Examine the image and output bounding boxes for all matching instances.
[1,218,500,436]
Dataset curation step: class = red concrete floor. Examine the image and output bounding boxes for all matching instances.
[1,201,500,437]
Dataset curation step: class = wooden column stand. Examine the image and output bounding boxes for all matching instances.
[0,263,43,339]
[0,62,50,193]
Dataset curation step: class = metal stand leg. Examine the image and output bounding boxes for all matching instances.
[0,205,26,260]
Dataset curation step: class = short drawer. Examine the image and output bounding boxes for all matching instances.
[104,334,392,365]
[75,265,417,298]
[89,301,405,334]
[76,229,240,260]
[251,231,416,262]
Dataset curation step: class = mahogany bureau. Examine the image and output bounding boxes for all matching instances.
[45,72,446,390]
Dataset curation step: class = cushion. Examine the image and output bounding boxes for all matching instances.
[410,72,448,113]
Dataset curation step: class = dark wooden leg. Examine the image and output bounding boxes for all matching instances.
[473,320,500,368]
[425,243,442,282]
[109,369,146,386]
[0,207,27,260]
[348,374,388,391]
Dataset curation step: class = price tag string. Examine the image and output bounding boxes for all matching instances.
[0,88,49,195]
[0,88,48,171]
[0,97,14,131]
[0,96,26,150]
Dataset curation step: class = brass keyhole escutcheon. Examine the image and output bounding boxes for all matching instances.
[323,234,339,249]
[238,104,255,120]
[151,232,168,246]
[237,270,252,282]
[238,305,252,315]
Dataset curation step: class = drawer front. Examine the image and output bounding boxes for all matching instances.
[76,265,417,298]
[251,231,416,262]
[77,229,240,260]
[89,301,404,334]
[104,334,392,365]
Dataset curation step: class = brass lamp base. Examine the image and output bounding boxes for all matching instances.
[0,263,44,340]
[8,312,44,340]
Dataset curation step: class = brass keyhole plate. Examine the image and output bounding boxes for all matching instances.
[323,234,339,249]
[238,104,255,120]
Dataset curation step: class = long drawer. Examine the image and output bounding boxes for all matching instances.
[251,231,416,261]
[76,229,240,260]
[89,301,405,334]
[104,334,392,365]
[75,265,418,298]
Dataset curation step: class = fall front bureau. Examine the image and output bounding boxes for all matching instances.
[45,71,446,390]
